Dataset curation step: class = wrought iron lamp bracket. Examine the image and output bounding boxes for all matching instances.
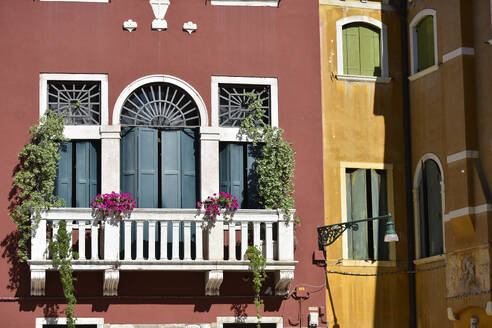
[317,214,392,250]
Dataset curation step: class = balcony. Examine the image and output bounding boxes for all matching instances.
[29,208,296,297]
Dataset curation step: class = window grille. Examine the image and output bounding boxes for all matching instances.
[48,81,101,125]
[120,83,200,128]
[219,84,271,127]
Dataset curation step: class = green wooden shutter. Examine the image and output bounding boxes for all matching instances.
[425,160,443,256]
[89,141,99,205]
[360,25,381,76]
[55,142,73,207]
[246,144,260,209]
[343,24,361,75]
[138,128,158,208]
[162,130,180,208]
[417,16,435,71]
[75,141,98,207]
[347,169,369,259]
[418,161,429,258]
[370,169,389,260]
[219,143,245,208]
[180,129,198,208]
[121,128,138,205]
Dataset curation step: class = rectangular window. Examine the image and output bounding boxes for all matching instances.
[345,168,389,260]
[54,140,100,208]
[218,84,271,127]
[47,80,101,125]
[219,142,260,209]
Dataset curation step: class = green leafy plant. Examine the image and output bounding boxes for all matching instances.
[10,110,67,261]
[245,245,267,328]
[239,92,297,222]
[49,220,77,328]
[9,110,77,327]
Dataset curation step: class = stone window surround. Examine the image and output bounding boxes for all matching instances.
[412,153,446,260]
[35,317,104,328]
[211,76,279,142]
[335,15,390,82]
[40,74,279,203]
[39,73,109,140]
[339,161,397,265]
[408,9,439,79]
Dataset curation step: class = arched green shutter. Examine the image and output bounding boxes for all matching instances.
[55,142,73,207]
[417,16,435,71]
[343,24,361,75]
[360,25,381,76]
[425,160,443,256]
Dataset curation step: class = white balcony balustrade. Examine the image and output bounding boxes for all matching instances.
[29,208,296,297]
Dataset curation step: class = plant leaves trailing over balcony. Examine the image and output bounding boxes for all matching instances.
[246,245,267,328]
[9,110,77,327]
[239,92,298,223]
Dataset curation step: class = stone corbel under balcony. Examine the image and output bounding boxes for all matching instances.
[31,269,46,296]
[275,269,294,296]
[103,269,120,296]
[205,270,223,296]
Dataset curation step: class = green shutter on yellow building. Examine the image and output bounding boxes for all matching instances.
[343,23,381,76]
[417,16,435,71]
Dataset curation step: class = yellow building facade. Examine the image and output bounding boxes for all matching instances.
[319,0,492,327]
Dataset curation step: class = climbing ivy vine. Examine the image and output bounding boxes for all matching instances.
[246,245,267,328]
[9,110,76,327]
[239,92,297,222]
[49,220,77,328]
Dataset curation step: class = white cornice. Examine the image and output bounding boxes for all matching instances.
[442,47,475,63]
[320,0,395,11]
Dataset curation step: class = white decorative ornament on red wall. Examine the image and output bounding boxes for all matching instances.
[123,19,138,32]
[150,0,170,31]
[183,21,197,34]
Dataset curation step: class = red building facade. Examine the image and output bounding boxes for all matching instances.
[0,1,325,327]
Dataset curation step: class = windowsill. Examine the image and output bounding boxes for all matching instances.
[326,259,398,267]
[336,74,392,84]
[413,254,445,265]
[63,125,101,139]
[210,0,279,7]
[408,64,439,81]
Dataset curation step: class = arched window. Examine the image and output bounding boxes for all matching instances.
[336,16,389,79]
[409,9,438,75]
[120,82,200,208]
[417,159,444,258]
[342,23,381,76]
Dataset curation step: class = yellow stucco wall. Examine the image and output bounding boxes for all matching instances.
[320,2,409,327]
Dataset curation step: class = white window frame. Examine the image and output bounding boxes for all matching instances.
[217,316,283,328]
[39,73,108,140]
[409,9,439,79]
[36,317,104,328]
[339,161,396,266]
[210,0,280,7]
[335,16,390,83]
[211,76,279,142]
[412,153,446,260]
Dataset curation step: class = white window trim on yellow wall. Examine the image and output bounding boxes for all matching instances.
[412,153,446,259]
[36,317,104,328]
[409,9,439,78]
[339,161,396,265]
[335,16,390,82]
[39,73,108,140]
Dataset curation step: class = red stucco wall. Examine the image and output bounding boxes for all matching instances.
[0,1,325,327]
